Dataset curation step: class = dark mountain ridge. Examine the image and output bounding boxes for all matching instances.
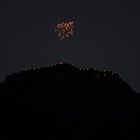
[0,63,139,140]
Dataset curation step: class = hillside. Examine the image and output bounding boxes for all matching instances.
[0,63,139,140]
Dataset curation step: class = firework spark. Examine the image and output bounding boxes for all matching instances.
[55,21,74,40]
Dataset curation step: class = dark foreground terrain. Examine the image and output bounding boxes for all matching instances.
[0,63,139,140]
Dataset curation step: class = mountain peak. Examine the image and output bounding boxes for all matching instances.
[0,63,139,140]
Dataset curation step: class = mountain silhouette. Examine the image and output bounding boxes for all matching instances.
[0,63,139,140]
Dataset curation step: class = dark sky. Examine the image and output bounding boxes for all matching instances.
[0,0,140,92]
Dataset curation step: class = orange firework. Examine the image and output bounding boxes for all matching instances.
[55,21,74,40]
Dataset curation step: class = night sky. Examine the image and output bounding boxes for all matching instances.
[0,0,140,92]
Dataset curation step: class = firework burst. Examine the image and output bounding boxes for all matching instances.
[55,21,74,40]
